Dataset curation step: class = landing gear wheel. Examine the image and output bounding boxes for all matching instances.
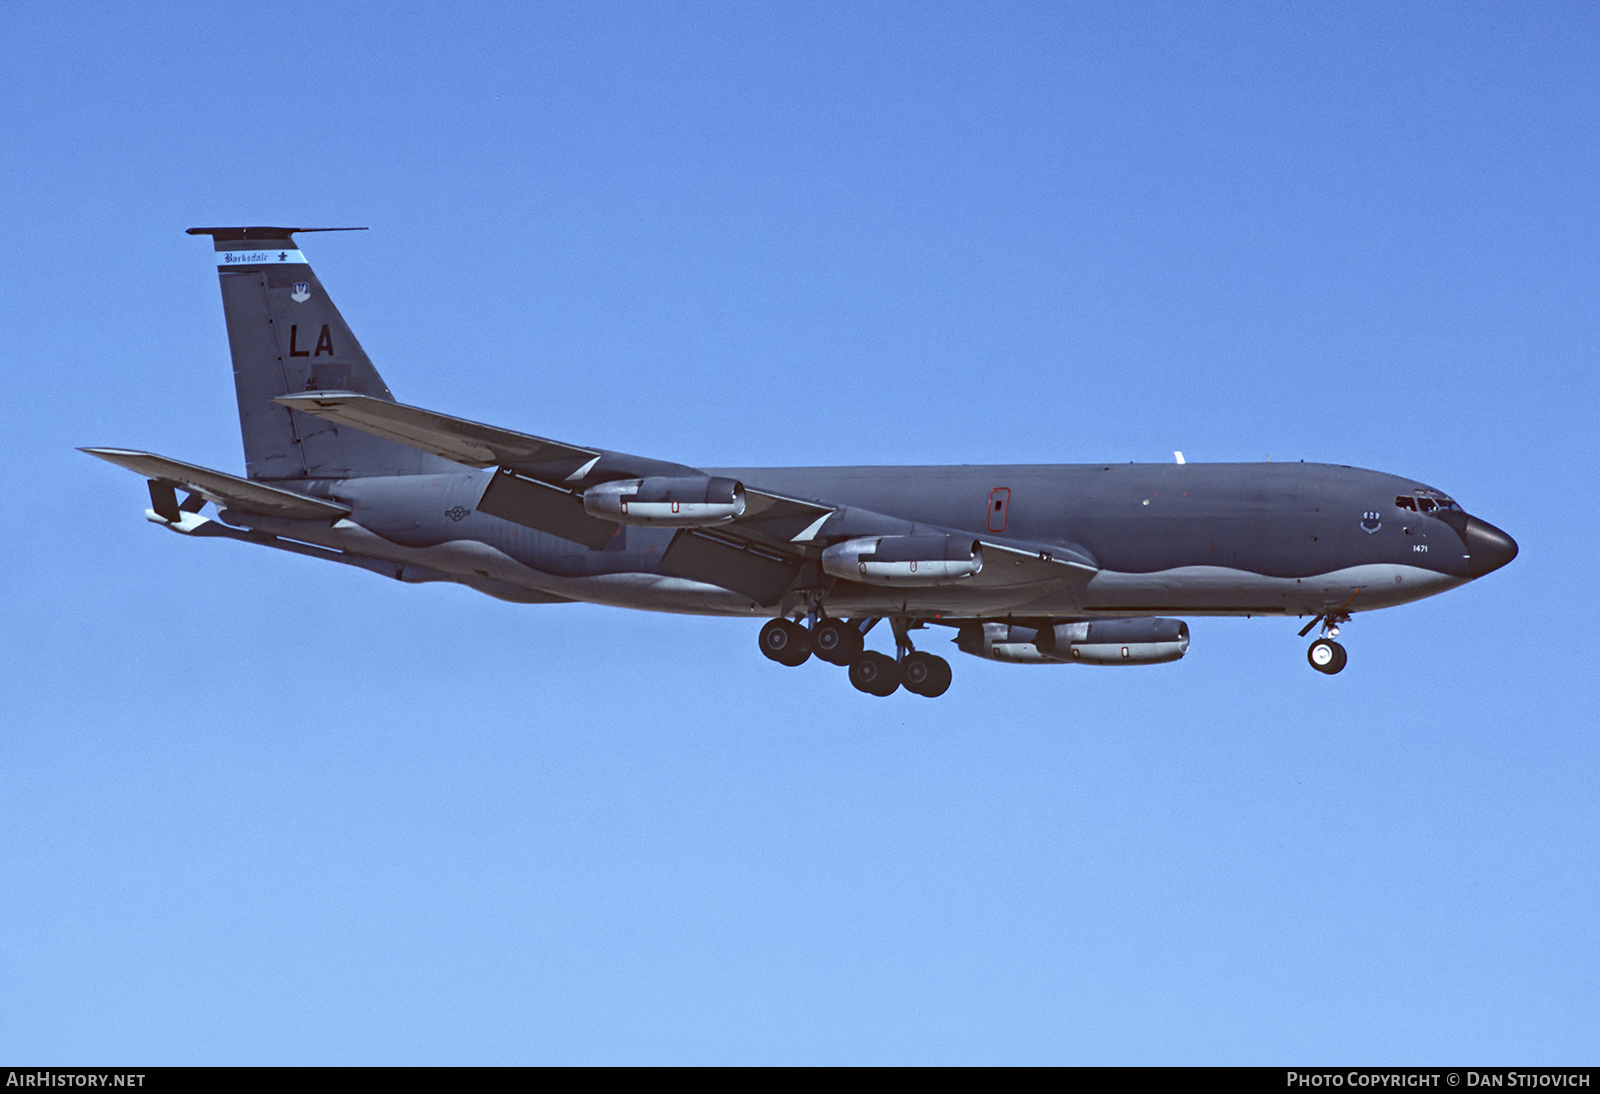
[759,618,811,666]
[1307,638,1348,675]
[848,651,901,696]
[812,619,864,666]
[901,652,952,697]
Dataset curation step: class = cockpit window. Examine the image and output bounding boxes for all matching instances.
[1396,493,1458,513]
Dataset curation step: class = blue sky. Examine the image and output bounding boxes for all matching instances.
[3,1,1596,1064]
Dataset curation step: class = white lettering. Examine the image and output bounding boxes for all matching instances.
[1347,1076,1442,1088]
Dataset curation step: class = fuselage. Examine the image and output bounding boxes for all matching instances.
[233,459,1513,623]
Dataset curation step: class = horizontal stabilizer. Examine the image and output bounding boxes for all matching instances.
[80,448,350,521]
[186,226,367,240]
[275,393,598,472]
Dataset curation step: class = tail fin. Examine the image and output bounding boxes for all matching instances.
[189,226,459,480]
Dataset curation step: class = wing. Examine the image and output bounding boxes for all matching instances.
[269,394,1097,606]
[275,390,837,558]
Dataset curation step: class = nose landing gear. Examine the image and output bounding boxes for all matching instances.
[1300,611,1351,675]
[1307,637,1348,674]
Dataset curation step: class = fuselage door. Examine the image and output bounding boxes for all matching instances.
[987,486,1011,533]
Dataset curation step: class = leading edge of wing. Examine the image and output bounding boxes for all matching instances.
[733,488,837,544]
[275,392,599,472]
[971,538,1098,585]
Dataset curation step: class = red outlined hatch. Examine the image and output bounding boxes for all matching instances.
[987,486,1010,532]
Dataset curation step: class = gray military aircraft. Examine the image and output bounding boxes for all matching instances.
[83,227,1517,697]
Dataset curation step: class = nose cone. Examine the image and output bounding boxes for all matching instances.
[1462,515,1518,578]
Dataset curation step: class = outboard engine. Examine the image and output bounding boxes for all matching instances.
[583,476,745,527]
[955,622,1058,663]
[956,618,1190,665]
[820,534,983,586]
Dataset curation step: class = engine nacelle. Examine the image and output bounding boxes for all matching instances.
[1039,618,1189,665]
[582,476,746,527]
[820,534,983,586]
[955,622,1058,663]
[956,618,1190,665]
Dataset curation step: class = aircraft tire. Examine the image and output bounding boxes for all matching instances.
[848,651,900,696]
[1327,640,1348,673]
[1307,638,1348,675]
[812,619,863,665]
[760,619,811,667]
[902,652,952,697]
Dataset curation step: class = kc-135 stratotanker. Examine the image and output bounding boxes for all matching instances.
[84,227,1518,697]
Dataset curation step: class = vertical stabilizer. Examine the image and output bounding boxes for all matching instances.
[188,226,459,480]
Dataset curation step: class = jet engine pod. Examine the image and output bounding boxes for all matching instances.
[955,622,1057,663]
[955,617,1190,665]
[1038,618,1190,665]
[583,476,746,527]
[821,534,983,586]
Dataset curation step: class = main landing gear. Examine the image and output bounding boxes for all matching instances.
[758,618,811,667]
[1299,611,1351,675]
[758,615,952,697]
[812,617,864,665]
